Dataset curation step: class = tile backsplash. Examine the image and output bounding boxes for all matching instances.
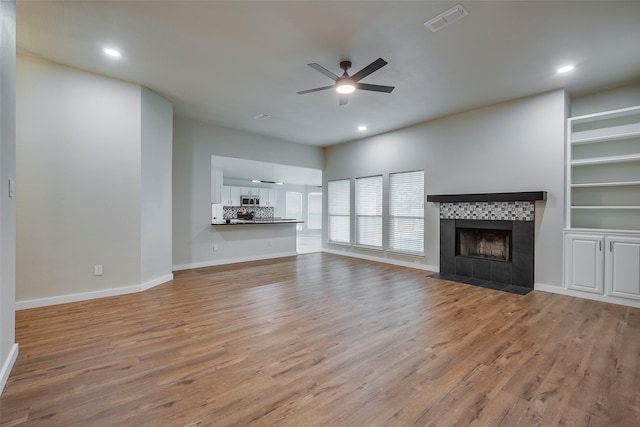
[223,206,275,219]
[439,201,534,221]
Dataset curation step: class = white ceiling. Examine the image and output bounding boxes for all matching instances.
[16,1,640,147]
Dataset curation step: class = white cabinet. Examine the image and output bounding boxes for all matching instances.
[221,186,276,207]
[567,105,640,230]
[259,188,270,206]
[230,187,242,206]
[565,233,604,294]
[222,186,232,205]
[564,231,640,301]
[259,188,277,207]
[222,186,242,206]
[607,236,640,300]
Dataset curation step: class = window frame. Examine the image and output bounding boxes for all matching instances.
[355,174,383,249]
[327,179,351,245]
[388,170,425,255]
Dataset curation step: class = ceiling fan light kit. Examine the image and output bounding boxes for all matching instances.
[297,57,394,105]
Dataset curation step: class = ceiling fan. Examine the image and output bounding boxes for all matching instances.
[297,58,394,106]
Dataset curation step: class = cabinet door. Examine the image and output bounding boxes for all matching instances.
[222,186,231,205]
[230,187,242,206]
[565,233,604,294]
[259,188,270,206]
[242,187,260,196]
[606,236,640,300]
[269,189,277,207]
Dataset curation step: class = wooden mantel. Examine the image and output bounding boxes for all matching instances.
[426,191,547,203]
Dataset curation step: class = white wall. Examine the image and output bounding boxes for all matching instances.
[0,0,18,394]
[141,87,173,286]
[571,81,640,117]
[173,117,323,269]
[16,56,173,307]
[324,90,567,287]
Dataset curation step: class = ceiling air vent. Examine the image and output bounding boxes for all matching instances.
[424,4,469,33]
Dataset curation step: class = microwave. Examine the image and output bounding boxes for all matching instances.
[241,195,260,206]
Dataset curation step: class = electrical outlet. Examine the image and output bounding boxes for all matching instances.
[213,243,219,252]
[94,264,103,276]
[268,239,272,247]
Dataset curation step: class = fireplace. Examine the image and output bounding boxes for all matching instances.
[427,192,546,292]
[457,227,511,261]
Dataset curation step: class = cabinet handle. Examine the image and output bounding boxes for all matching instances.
[610,241,613,252]
[599,240,602,251]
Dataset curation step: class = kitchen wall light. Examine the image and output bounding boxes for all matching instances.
[251,179,285,185]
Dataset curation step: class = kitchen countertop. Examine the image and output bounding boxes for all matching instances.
[211,218,303,225]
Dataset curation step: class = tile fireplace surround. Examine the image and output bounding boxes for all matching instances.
[427,192,547,294]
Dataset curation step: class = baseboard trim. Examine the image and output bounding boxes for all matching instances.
[16,274,174,310]
[172,251,299,271]
[535,283,640,309]
[322,249,439,273]
[141,274,174,291]
[0,343,19,395]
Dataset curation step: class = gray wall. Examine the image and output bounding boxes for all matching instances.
[16,55,174,306]
[571,80,640,117]
[0,0,17,392]
[141,87,173,285]
[324,90,567,287]
[173,117,323,268]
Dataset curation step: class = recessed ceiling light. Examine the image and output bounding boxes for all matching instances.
[103,48,121,58]
[557,65,575,74]
[358,125,367,131]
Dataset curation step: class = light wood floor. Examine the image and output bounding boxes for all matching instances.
[2,253,639,426]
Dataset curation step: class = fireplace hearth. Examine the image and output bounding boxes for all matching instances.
[428,192,546,292]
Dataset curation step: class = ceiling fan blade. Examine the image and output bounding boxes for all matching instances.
[339,95,349,106]
[351,58,388,82]
[297,85,334,95]
[308,63,339,81]
[357,83,395,93]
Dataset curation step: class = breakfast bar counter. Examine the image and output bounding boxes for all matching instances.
[212,218,303,225]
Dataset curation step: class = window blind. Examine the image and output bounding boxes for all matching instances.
[328,179,350,243]
[356,175,383,247]
[389,170,424,254]
[307,192,322,230]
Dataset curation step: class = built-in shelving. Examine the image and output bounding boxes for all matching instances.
[571,181,640,188]
[571,206,640,210]
[567,105,640,231]
[571,153,640,166]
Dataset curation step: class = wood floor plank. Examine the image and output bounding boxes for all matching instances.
[2,253,640,426]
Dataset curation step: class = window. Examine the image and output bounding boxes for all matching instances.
[389,170,424,254]
[307,192,322,230]
[286,192,303,231]
[328,179,350,243]
[356,175,383,247]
